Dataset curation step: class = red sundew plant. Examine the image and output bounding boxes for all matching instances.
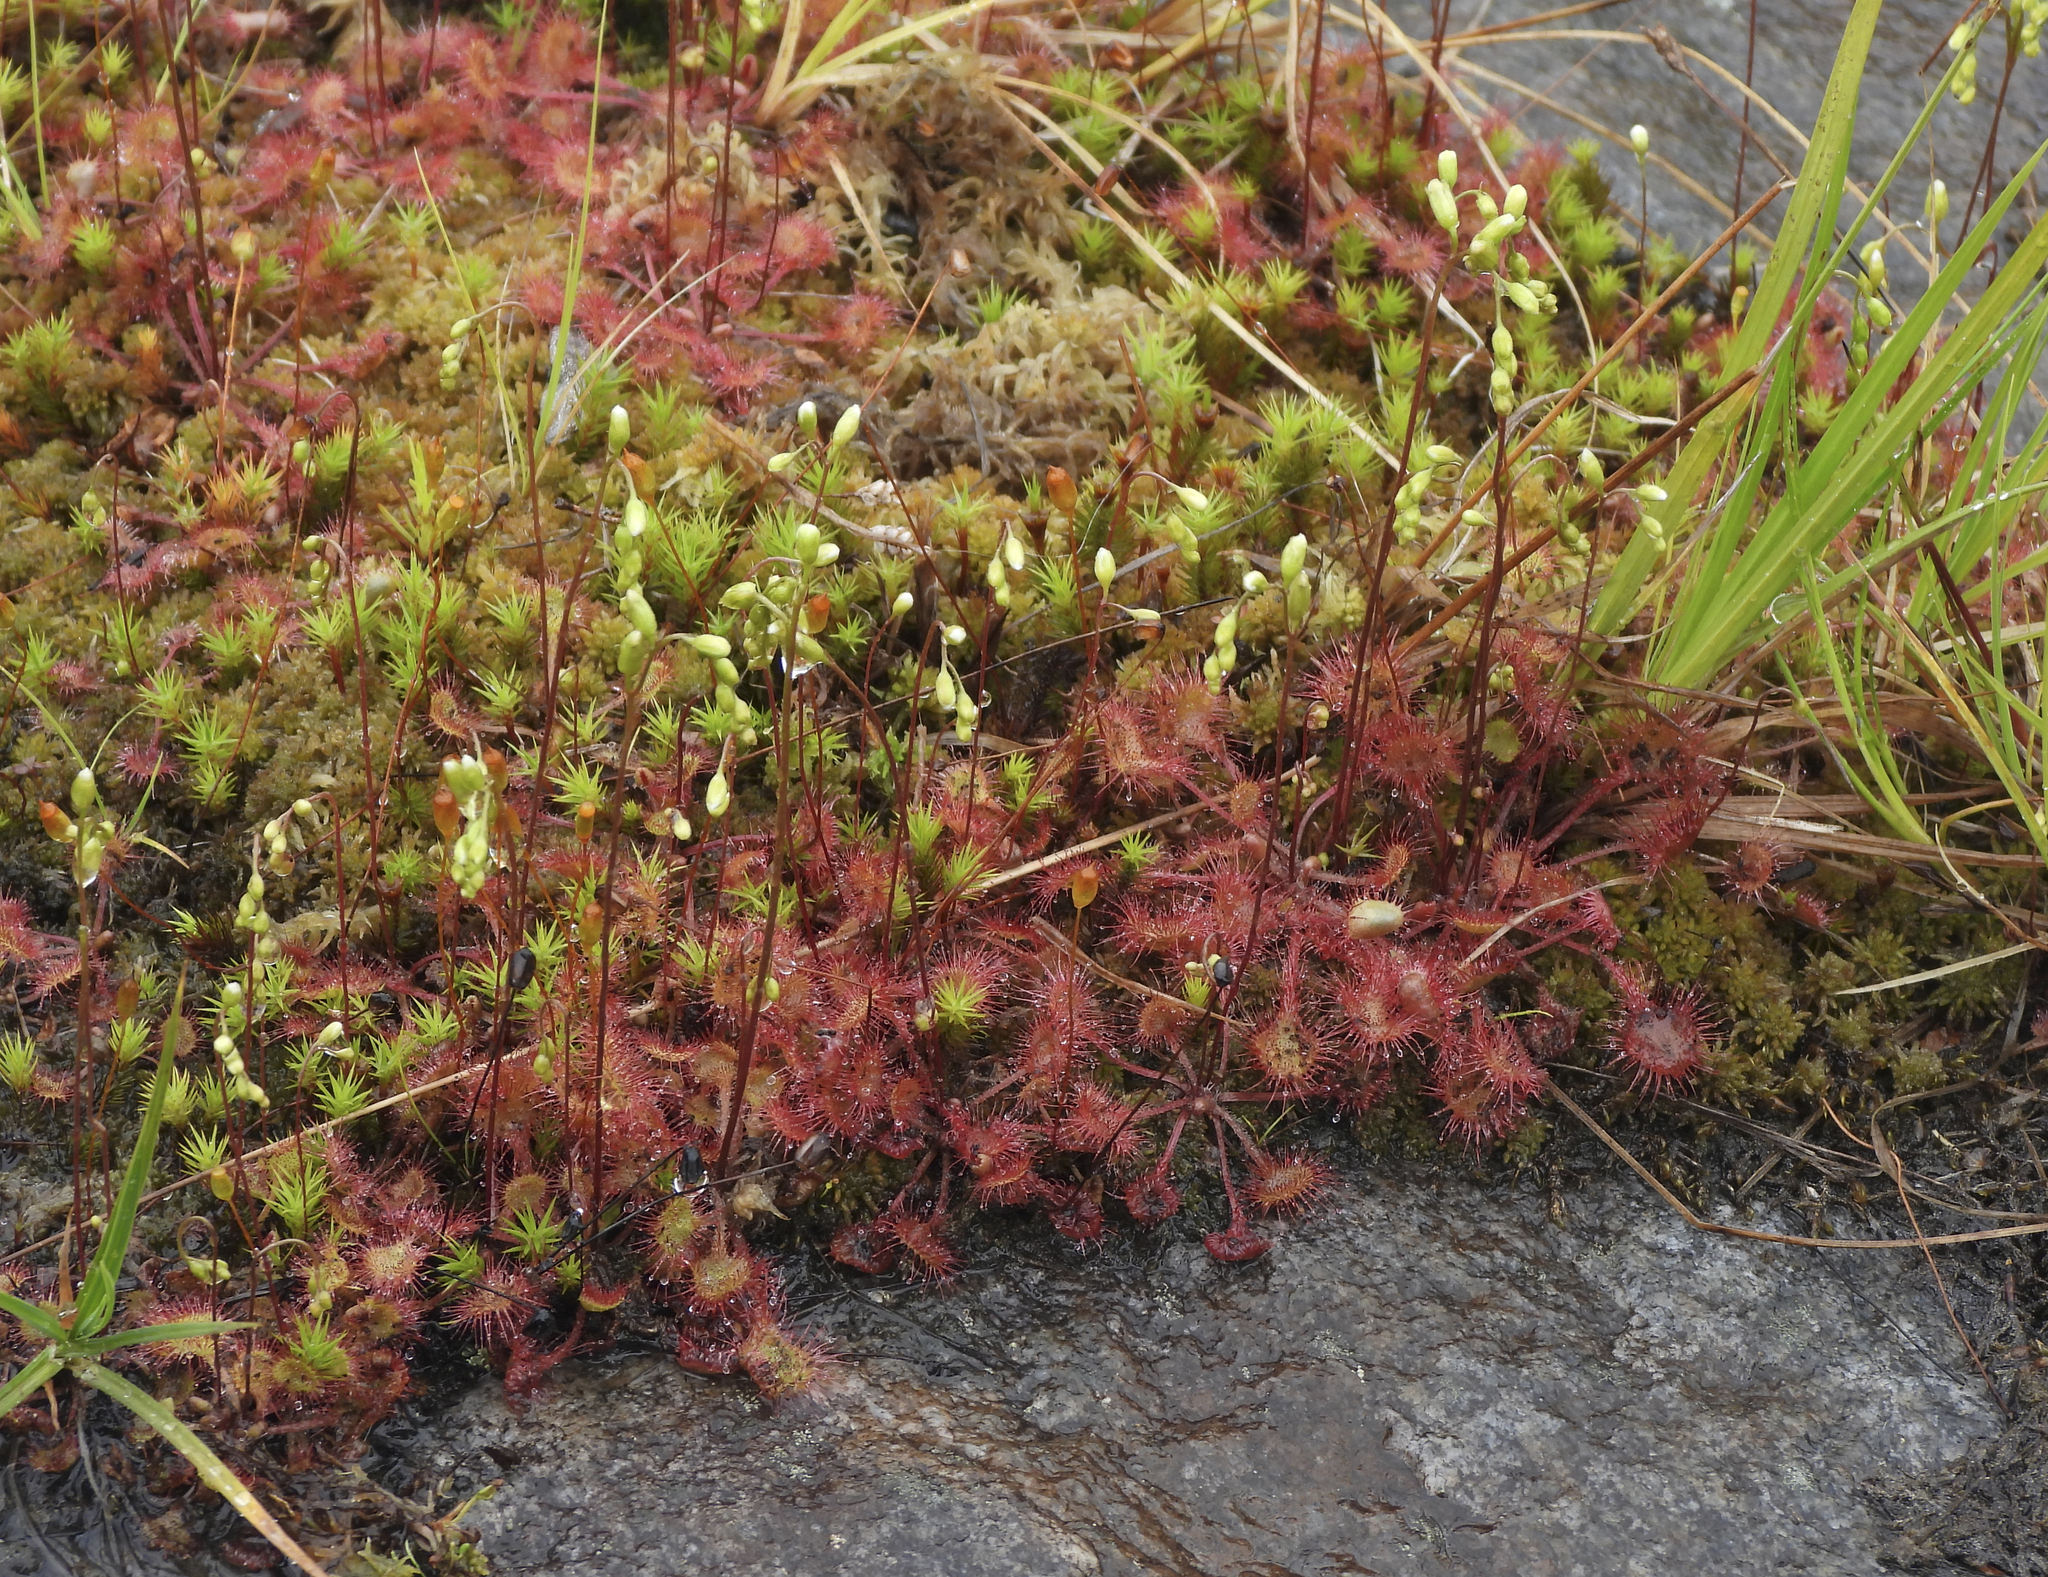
[1603,964,1722,1097]
[0,0,2039,1565]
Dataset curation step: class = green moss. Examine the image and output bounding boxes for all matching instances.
[1827,1003,1876,1053]
[1802,951,1858,997]
[1930,949,2022,1024]
[1847,927,1915,985]
[1501,1114,1552,1168]
[1887,1043,1949,1095]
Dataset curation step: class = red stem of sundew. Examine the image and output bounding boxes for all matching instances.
[1299,0,1331,232]
[153,0,221,383]
[666,0,681,255]
[1326,251,1454,854]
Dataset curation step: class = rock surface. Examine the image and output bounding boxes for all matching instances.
[421,1170,1997,1577]
[1381,0,2048,257]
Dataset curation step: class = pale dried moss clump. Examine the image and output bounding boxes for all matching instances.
[880,285,1158,482]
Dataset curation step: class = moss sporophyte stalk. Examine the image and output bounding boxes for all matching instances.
[0,0,2043,1564]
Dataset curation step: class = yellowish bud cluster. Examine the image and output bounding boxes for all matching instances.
[440,754,498,899]
[1949,17,1984,103]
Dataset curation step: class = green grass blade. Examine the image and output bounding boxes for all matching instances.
[1881,610,2048,865]
[1809,479,2048,610]
[0,147,41,243]
[1650,152,2048,690]
[0,1346,63,1417]
[0,1288,65,1342]
[1909,295,2048,620]
[796,0,884,80]
[804,0,1010,76]
[1667,364,1793,610]
[76,1362,333,1577]
[1944,296,2044,501]
[71,1318,253,1358]
[1589,0,1925,638]
[73,971,186,1339]
[538,0,609,451]
[1726,0,1879,357]
[1591,0,1882,636]
[1832,583,1929,842]
[767,0,1014,122]
[1790,41,1976,325]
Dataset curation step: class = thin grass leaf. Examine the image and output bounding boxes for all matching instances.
[1789,38,1980,321]
[70,1318,253,1358]
[1884,610,2048,866]
[74,971,186,1339]
[1834,941,2038,996]
[1911,296,2048,621]
[537,1,610,452]
[76,1362,333,1577]
[1796,579,1928,843]
[1137,0,1281,83]
[795,0,883,80]
[1808,483,2048,612]
[0,1346,62,1416]
[759,0,810,123]
[0,145,40,242]
[1935,634,2048,788]
[1590,0,1883,636]
[1649,149,2048,690]
[760,0,1012,124]
[996,76,1220,212]
[0,1288,65,1342]
[1669,359,1795,609]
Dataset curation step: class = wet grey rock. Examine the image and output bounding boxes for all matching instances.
[426,1171,1997,1577]
[1380,0,2047,259]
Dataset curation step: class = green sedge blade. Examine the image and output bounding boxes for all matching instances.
[71,1318,253,1358]
[1656,172,2048,691]
[74,969,186,1339]
[75,1362,333,1577]
[1592,0,1883,638]
[0,1288,65,1343]
[0,1346,63,1417]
